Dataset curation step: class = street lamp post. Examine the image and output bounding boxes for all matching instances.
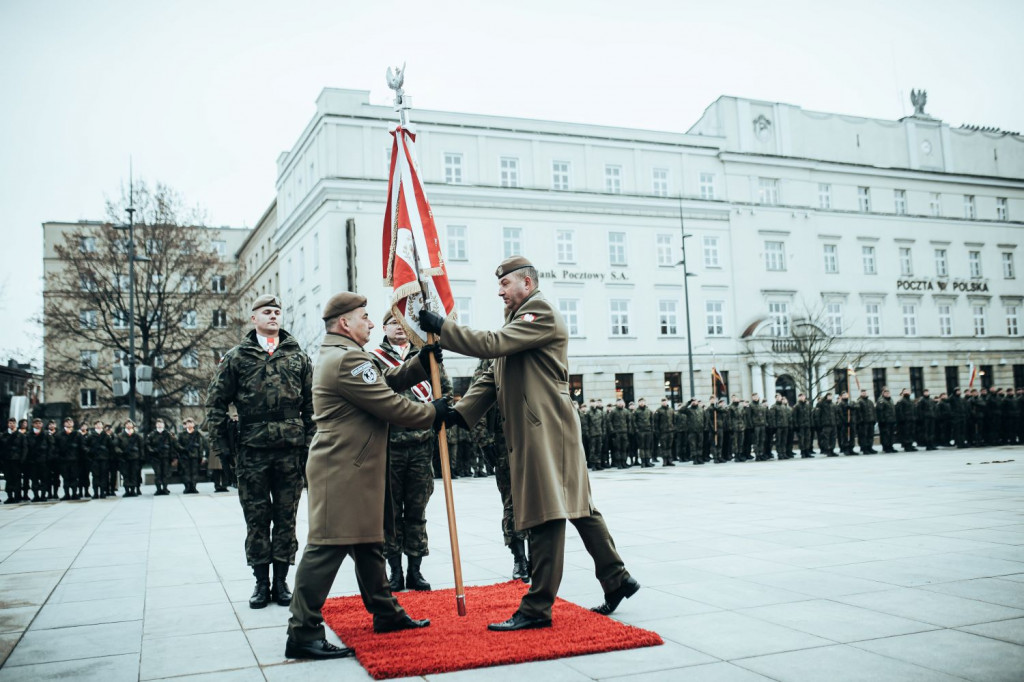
[114,185,139,422]
[678,197,696,400]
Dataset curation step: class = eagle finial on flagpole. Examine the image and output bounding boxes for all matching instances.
[386,63,410,127]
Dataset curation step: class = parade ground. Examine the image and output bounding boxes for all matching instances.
[0,448,1022,682]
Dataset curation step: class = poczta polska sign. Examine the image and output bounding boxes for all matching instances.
[895,278,989,293]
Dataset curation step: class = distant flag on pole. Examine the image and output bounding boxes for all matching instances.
[711,366,727,396]
[382,125,456,346]
[847,364,861,391]
[968,361,977,388]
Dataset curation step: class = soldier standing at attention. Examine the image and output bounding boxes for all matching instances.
[814,393,837,455]
[609,399,631,468]
[147,418,175,495]
[3,418,27,503]
[634,398,655,467]
[586,400,605,470]
[836,392,857,456]
[55,418,81,500]
[118,420,145,497]
[176,418,206,494]
[855,389,877,454]
[895,389,918,452]
[419,256,639,631]
[917,389,938,450]
[372,311,447,593]
[285,292,448,659]
[876,388,897,453]
[792,393,814,458]
[27,418,53,502]
[86,421,112,499]
[652,398,672,467]
[948,388,967,448]
[748,394,768,460]
[207,295,315,610]
[728,395,745,462]
[768,395,788,459]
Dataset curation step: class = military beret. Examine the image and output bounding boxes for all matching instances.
[322,291,367,320]
[495,255,533,278]
[382,309,396,324]
[251,294,282,311]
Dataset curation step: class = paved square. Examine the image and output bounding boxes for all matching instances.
[1,447,1021,681]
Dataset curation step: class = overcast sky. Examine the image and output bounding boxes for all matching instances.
[2,0,1022,366]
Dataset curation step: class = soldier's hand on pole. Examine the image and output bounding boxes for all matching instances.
[431,397,452,432]
[419,343,443,372]
[419,310,445,335]
[445,408,468,430]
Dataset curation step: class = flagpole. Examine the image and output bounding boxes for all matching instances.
[387,65,467,617]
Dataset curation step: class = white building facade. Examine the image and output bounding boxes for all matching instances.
[270,89,1024,403]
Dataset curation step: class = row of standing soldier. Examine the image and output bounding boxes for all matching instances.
[574,385,1024,468]
[0,415,236,503]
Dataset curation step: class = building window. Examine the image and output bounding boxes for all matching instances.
[212,240,227,257]
[181,310,198,329]
[285,258,292,291]
[872,368,887,398]
[909,367,925,398]
[447,225,468,260]
[862,245,877,275]
[153,353,166,369]
[964,195,976,219]
[656,234,673,267]
[211,275,226,293]
[652,168,669,197]
[444,153,463,184]
[823,244,838,274]
[298,248,305,283]
[935,248,949,277]
[899,247,913,277]
[79,274,97,292]
[558,299,581,337]
[1002,252,1016,279]
[929,193,941,216]
[80,350,98,370]
[79,236,97,253]
[499,157,519,188]
[894,189,907,215]
[705,300,724,336]
[972,305,986,336]
[502,227,522,259]
[758,178,780,205]
[80,310,98,329]
[313,233,320,270]
[768,301,790,337]
[146,239,163,255]
[938,304,953,337]
[700,173,716,200]
[212,309,228,328]
[605,165,622,194]
[454,297,473,326]
[664,371,682,407]
[826,302,843,336]
[818,183,832,209]
[608,232,627,266]
[609,300,631,336]
[764,241,786,271]
[183,387,200,406]
[551,161,570,191]
[858,186,871,212]
[979,364,994,390]
[569,374,584,404]
[114,349,129,366]
[945,366,959,394]
[865,303,881,337]
[702,236,720,268]
[80,388,97,408]
[112,309,129,330]
[902,303,918,336]
[969,250,982,279]
[1006,306,1020,336]
[182,350,199,369]
[555,230,575,263]
[615,373,635,404]
[996,197,1009,221]
[658,300,679,336]
[179,275,197,293]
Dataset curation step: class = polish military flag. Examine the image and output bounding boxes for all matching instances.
[847,364,862,391]
[711,366,727,396]
[968,361,978,388]
[382,125,455,346]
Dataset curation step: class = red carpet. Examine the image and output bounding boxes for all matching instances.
[322,580,663,679]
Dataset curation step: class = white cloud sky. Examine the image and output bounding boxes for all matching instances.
[2,0,1022,365]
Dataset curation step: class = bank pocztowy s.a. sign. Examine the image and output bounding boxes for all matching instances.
[537,269,630,282]
[895,278,990,293]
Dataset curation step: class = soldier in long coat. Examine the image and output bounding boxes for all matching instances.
[285,292,447,660]
[419,256,638,632]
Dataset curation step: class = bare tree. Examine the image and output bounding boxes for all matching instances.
[758,301,871,400]
[43,181,243,428]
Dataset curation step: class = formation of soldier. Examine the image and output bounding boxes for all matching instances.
[575,385,1024,467]
[0,415,233,503]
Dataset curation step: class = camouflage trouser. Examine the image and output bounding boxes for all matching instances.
[121,459,140,490]
[610,433,628,466]
[797,426,813,453]
[951,420,966,447]
[657,432,673,461]
[858,423,874,452]
[179,456,199,490]
[482,444,527,546]
[386,440,434,559]
[108,457,121,493]
[708,431,722,460]
[688,431,701,462]
[673,432,686,460]
[587,436,604,468]
[819,426,836,453]
[91,459,108,494]
[236,446,304,566]
[636,432,653,460]
[921,419,936,448]
[750,426,765,457]
[838,424,854,452]
[151,456,171,490]
[730,430,744,457]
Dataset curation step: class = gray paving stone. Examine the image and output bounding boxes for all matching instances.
[0,632,19,667]
[4,620,142,667]
[0,652,139,682]
[834,586,1024,627]
[30,595,144,630]
[598,662,776,681]
[0,606,38,634]
[853,629,1024,682]
[140,630,258,679]
[645,610,833,660]
[561,640,717,678]
[919,577,1024,609]
[737,598,938,643]
[958,617,1024,646]
[655,578,813,610]
[734,643,965,681]
[144,601,240,639]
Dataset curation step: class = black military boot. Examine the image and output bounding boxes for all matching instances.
[510,539,530,583]
[388,556,405,592]
[406,555,431,591]
[249,564,271,609]
[271,561,292,606]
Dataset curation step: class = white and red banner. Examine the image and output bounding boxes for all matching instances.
[382,125,455,346]
[370,347,433,402]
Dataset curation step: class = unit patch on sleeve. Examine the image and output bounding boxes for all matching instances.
[519,313,536,322]
[351,361,379,384]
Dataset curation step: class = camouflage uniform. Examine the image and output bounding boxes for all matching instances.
[728,401,746,460]
[85,428,113,498]
[54,426,81,500]
[207,329,314,568]
[792,398,813,456]
[895,394,918,451]
[176,428,207,493]
[26,425,53,501]
[875,394,896,452]
[146,427,176,494]
[118,428,145,496]
[855,395,877,453]
[652,403,672,466]
[836,398,857,455]
[585,405,606,470]
[608,405,631,468]
[748,399,768,460]
[2,424,28,503]
[633,403,654,466]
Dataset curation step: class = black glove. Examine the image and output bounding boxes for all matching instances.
[418,343,443,373]
[445,409,468,430]
[431,398,452,432]
[419,309,445,335]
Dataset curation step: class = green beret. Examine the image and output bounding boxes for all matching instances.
[322,291,367,320]
[495,256,533,278]
[251,294,282,311]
